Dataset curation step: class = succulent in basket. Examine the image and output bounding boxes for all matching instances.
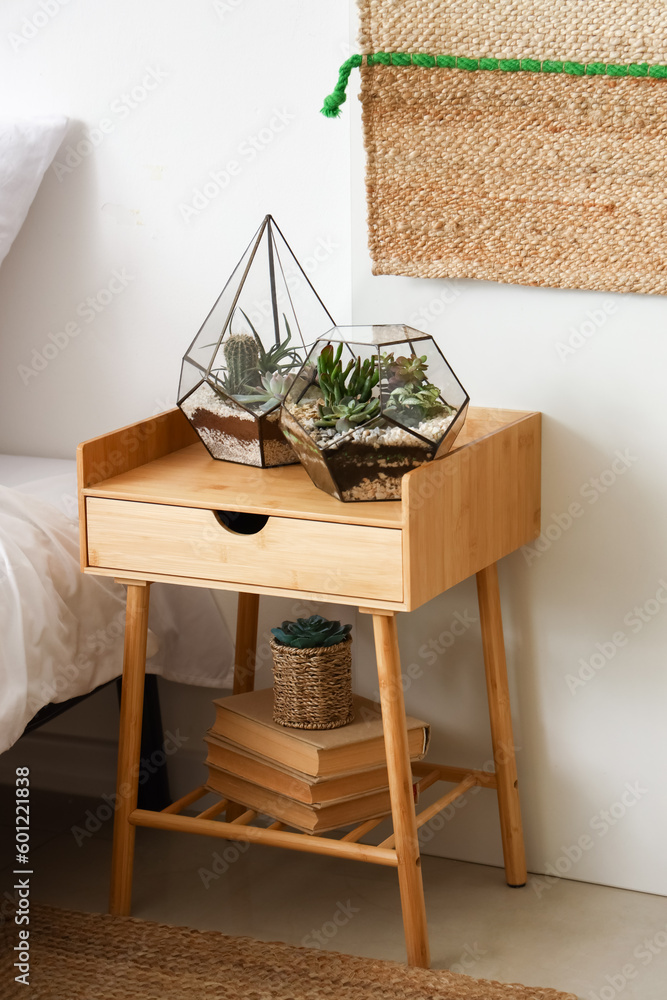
[271,615,352,649]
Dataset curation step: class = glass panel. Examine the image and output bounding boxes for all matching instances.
[177,358,205,405]
[183,219,264,373]
[320,414,435,501]
[282,325,469,500]
[379,337,468,447]
[323,324,432,346]
[269,221,336,348]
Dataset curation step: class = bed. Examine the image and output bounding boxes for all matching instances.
[0,454,233,755]
[0,117,233,758]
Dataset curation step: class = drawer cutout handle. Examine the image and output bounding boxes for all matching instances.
[214,510,270,535]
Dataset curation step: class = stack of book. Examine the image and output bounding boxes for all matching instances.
[205,688,430,834]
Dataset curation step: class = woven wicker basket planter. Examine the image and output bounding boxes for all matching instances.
[270,636,353,730]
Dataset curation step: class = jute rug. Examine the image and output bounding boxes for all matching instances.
[350,0,667,294]
[0,904,578,999]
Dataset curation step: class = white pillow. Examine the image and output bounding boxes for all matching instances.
[0,116,68,268]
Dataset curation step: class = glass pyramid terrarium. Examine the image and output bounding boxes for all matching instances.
[178,215,335,467]
[281,325,469,501]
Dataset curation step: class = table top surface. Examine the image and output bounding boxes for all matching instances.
[82,407,535,528]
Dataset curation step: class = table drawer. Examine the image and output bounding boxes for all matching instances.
[86,498,403,602]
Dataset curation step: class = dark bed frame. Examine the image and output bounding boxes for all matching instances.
[24,675,170,810]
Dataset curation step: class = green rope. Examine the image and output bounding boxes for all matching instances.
[321,54,363,118]
[321,51,667,117]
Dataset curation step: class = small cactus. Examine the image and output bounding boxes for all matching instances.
[222,333,260,394]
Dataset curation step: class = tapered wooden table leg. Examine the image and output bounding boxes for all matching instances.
[233,592,260,695]
[476,563,527,887]
[372,611,430,969]
[109,582,151,916]
[227,592,260,822]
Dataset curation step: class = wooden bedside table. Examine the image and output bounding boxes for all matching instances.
[78,405,541,969]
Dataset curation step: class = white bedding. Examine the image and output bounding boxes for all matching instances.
[0,116,68,268]
[0,457,233,753]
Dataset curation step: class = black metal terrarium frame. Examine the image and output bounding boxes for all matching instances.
[178,214,336,468]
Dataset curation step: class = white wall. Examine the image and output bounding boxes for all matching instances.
[0,0,352,455]
[1,0,666,899]
[347,36,667,896]
[0,0,354,816]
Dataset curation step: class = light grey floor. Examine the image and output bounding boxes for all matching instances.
[2,788,667,999]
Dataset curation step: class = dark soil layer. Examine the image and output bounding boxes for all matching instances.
[190,407,260,443]
[325,442,433,493]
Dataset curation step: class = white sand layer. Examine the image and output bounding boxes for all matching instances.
[195,426,261,465]
[291,398,455,449]
[181,382,255,421]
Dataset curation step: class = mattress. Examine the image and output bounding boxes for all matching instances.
[0,454,78,518]
[0,454,232,752]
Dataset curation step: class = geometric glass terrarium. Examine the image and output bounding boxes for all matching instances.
[178,215,335,467]
[281,325,469,501]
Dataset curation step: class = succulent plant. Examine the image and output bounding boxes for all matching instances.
[235,370,294,411]
[240,311,303,377]
[208,310,302,399]
[314,343,380,432]
[386,382,452,425]
[382,353,430,388]
[271,614,352,649]
[317,343,379,408]
[315,396,381,432]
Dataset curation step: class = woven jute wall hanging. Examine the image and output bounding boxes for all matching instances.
[322,2,667,295]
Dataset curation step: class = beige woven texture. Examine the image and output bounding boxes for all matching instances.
[361,66,667,293]
[2,905,578,1000]
[271,636,354,729]
[359,0,667,64]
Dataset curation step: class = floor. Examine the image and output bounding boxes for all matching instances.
[2,787,667,1000]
